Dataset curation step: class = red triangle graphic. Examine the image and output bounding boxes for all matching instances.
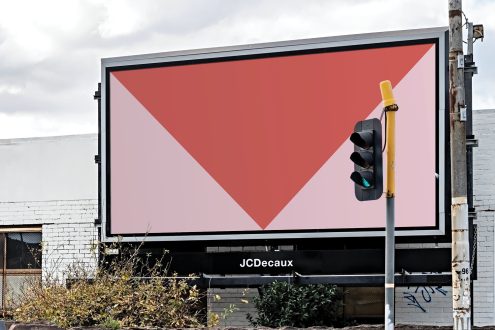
[113,43,433,229]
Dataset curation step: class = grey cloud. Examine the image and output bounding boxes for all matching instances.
[0,0,493,139]
[0,27,6,45]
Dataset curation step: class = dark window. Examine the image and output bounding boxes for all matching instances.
[0,230,42,313]
[4,232,42,269]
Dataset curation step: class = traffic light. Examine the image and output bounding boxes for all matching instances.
[350,118,383,201]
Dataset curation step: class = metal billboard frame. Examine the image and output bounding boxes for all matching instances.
[100,27,448,243]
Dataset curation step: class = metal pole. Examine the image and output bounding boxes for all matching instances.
[380,80,398,330]
[449,0,471,329]
[385,197,395,329]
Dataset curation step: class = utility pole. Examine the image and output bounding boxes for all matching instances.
[449,0,471,329]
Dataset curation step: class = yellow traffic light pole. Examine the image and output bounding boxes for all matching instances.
[381,81,398,198]
[380,80,398,330]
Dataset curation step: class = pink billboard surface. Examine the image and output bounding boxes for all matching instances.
[106,37,440,238]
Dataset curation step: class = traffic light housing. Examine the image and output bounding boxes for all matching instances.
[350,118,383,201]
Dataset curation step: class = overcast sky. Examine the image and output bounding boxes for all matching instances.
[0,0,493,139]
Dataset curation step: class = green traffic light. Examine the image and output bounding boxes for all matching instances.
[350,171,374,189]
[350,118,383,201]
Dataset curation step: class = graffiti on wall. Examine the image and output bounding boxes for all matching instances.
[402,286,448,312]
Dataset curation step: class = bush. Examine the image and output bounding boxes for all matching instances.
[247,281,343,328]
[13,244,204,328]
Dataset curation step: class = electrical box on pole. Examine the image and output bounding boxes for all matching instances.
[350,118,383,201]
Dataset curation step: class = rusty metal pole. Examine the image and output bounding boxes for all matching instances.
[449,0,471,329]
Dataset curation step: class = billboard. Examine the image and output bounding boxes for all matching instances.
[101,27,448,242]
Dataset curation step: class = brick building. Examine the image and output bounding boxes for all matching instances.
[0,134,98,313]
[0,109,493,325]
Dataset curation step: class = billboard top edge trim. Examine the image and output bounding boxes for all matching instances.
[101,26,447,66]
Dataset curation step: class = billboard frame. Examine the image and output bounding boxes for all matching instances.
[100,27,449,243]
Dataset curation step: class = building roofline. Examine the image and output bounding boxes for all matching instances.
[0,133,97,145]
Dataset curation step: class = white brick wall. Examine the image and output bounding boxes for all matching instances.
[0,134,98,280]
[0,199,99,281]
[395,285,452,325]
[472,109,495,325]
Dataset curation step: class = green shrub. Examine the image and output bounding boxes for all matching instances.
[13,244,204,328]
[247,281,343,328]
[100,316,120,330]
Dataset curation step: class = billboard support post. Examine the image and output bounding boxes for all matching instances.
[380,80,398,330]
[449,0,471,329]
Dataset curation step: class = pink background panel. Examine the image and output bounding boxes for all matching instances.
[110,45,436,234]
[267,45,436,230]
[110,75,260,234]
[394,45,436,228]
